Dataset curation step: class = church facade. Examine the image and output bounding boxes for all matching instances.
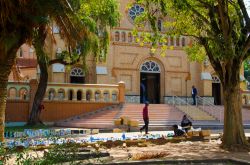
[9,0,246,104]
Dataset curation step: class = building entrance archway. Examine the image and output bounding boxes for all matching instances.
[212,75,221,105]
[140,60,160,104]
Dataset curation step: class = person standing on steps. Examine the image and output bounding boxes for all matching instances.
[191,85,198,105]
[140,101,149,134]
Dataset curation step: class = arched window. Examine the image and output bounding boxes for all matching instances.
[77,90,82,101]
[95,91,101,101]
[68,90,74,100]
[58,89,65,100]
[70,68,84,77]
[115,31,120,41]
[48,89,56,100]
[140,60,161,73]
[19,88,28,100]
[176,37,180,46]
[70,67,85,84]
[170,37,174,46]
[128,32,133,42]
[19,48,23,58]
[103,91,110,102]
[128,4,144,21]
[182,38,186,47]
[9,88,17,99]
[121,32,126,42]
[29,48,34,57]
[212,76,220,83]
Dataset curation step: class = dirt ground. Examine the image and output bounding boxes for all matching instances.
[104,139,250,164]
[4,136,250,164]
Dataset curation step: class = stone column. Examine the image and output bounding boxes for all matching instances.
[118,81,125,103]
[72,90,77,101]
[90,90,95,102]
[99,91,104,102]
[82,91,86,101]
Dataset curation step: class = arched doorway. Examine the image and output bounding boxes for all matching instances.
[140,60,160,104]
[70,67,85,84]
[212,75,221,105]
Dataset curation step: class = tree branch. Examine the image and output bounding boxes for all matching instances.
[242,35,250,60]
[49,56,80,66]
[199,37,223,80]
[208,6,221,35]
[217,0,230,41]
[237,0,250,29]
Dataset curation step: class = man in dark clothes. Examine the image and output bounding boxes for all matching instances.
[172,124,185,137]
[140,101,149,134]
[181,115,192,132]
[191,85,198,105]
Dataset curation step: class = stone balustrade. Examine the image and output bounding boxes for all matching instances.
[241,90,250,106]
[112,29,187,47]
[7,80,125,103]
[7,81,30,100]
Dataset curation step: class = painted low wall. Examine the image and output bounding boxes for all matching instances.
[6,100,29,122]
[6,100,116,122]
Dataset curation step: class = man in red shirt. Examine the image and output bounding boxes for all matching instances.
[140,101,149,134]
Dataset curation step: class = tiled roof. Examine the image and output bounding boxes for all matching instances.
[17,58,37,68]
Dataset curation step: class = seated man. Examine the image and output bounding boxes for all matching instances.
[172,124,185,137]
[181,115,192,132]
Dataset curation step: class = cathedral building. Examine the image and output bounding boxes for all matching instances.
[9,0,246,105]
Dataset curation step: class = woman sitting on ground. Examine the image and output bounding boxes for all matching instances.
[172,124,185,137]
[181,115,192,132]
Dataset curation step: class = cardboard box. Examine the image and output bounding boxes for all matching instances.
[187,131,193,137]
[91,129,99,134]
[192,131,200,137]
[200,130,211,137]
[114,119,122,126]
[113,128,122,133]
[121,116,130,125]
[129,120,139,127]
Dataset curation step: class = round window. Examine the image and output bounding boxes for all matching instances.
[128,4,144,21]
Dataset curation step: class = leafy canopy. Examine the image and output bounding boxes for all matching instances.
[133,0,250,84]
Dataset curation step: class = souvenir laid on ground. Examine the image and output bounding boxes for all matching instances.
[120,116,130,125]
[5,128,73,139]
[114,119,122,126]
[200,130,211,137]
[129,120,139,127]
[91,129,99,134]
[113,128,122,133]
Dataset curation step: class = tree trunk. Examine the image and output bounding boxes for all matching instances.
[28,27,48,125]
[0,52,16,142]
[28,59,48,125]
[222,80,248,150]
[86,54,97,83]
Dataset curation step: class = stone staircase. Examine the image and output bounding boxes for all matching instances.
[201,105,250,122]
[115,104,185,127]
[55,103,232,129]
[55,104,185,129]
[55,104,122,128]
[176,105,216,121]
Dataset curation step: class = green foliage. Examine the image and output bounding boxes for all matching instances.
[133,0,250,63]
[38,143,81,164]
[77,0,120,63]
[185,42,206,62]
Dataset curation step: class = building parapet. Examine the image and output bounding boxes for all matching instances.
[7,80,125,104]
